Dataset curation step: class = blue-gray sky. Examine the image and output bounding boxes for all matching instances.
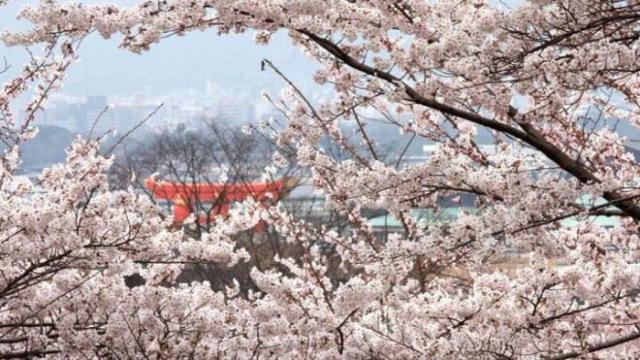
[0,1,317,99]
[0,0,522,99]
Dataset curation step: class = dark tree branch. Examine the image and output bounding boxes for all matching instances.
[298,29,640,221]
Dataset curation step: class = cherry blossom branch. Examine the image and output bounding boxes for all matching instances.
[299,29,640,221]
[546,330,640,360]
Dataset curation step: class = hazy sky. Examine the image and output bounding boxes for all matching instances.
[0,1,317,99]
[0,0,523,100]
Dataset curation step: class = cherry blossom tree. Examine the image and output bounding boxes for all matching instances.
[3,0,640,358]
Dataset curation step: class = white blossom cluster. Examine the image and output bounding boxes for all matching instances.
[2,0,640,358]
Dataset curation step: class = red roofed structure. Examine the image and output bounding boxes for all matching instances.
[144,178,294,228]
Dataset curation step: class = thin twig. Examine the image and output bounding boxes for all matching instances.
[88,105,110,140]
[104,103,163,156]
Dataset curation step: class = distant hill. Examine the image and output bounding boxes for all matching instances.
[18,125,75,174]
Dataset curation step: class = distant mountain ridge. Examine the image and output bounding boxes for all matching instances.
[18,125,75,174]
